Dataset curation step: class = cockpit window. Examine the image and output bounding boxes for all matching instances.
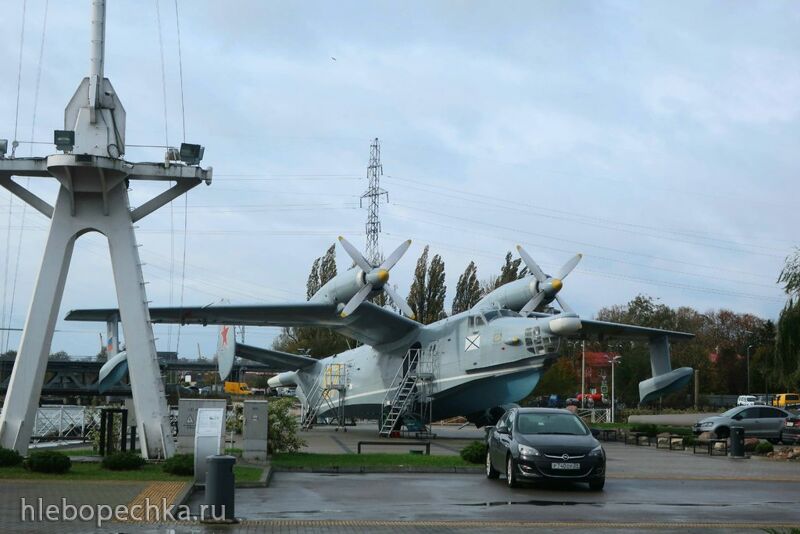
[482,309,521,322]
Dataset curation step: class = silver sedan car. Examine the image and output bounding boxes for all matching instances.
[693,405,792,442]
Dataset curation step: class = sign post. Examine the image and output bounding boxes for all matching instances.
[194,408,225,485]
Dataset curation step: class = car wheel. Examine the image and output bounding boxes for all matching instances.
[715,427,730,439]
[506,455,518,488]
[767,437,780,445]
[486,450,499,479]
[589,478,605,491]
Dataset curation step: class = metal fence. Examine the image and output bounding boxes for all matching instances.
[32,406,100,442]
[577,408,611,424]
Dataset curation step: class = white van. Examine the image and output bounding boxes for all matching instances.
[736,395,763,406]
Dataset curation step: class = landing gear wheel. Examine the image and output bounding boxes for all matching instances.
[506,456,519,488]
[589,478,605,491]
[486,451,499,479]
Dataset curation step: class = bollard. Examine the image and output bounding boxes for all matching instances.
[203,455,236,523]
[730,426,746,458]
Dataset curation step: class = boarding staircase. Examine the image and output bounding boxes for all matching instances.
[378,348,436,438]
[301,363,348,431]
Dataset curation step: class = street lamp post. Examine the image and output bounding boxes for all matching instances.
[746,344,753,395]
[581,340,586,409]
[606,355,622,423]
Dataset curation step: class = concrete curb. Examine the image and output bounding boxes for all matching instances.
[274,465,483,474]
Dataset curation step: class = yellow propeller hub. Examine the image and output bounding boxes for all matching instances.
[376,269,390,284]
[551,278,563,291]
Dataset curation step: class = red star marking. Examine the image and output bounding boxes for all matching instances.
[221,326,230,346]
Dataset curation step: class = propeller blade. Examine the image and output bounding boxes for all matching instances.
[555,294,574,314]
[379,239,412,271]
[384,284,416,320]
[556,253,582,280]
[520,291,546,314]
[338,236,372,272]
[516,245,547,282]
[340,283,373,317]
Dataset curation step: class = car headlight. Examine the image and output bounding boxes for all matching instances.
[518,444,540,457]
[588,445,604,457]
[699,422,714,427]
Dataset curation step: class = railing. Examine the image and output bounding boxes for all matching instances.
[577,408,611,424]
[31,406,100,441]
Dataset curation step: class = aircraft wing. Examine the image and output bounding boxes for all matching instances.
[526,312,693,340]
[575,318,694,341]
[65,301,420,347]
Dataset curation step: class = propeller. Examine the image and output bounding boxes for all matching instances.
[516,245,582,314]
[338,236,416,319]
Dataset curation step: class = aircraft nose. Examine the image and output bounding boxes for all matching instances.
[551,278,563,291]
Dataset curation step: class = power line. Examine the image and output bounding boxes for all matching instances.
[383,209,784,303]
[173,0,186,142]
[3,0,28,353]
[385,175,788,255]
[6,0,49,355]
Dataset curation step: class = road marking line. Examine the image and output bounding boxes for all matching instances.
[606,474,800,482]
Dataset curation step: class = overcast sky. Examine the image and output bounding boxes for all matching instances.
[0,0,798,358]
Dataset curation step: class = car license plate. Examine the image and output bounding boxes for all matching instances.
[551,462,580,470]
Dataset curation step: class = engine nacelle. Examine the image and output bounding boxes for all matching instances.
[474,277,537,311]
[308,270,369,308]
[268,371,299,388]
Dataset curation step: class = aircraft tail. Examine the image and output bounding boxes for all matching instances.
[215,325,236,380]
[214,324,318,381]
[639,335,693,403]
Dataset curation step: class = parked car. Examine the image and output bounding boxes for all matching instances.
[771,393,800,409]
[486,407,606,490]
[693,406,792,441]
[780,413,800,444]
[737,395,765,406]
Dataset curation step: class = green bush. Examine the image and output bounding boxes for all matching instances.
[755,441,774,455]
[268,397,306,454]
[162,453,194,476]
[630,423,659,437]
[460,441,488,464]
[0,447,23,467]
[101,451,146,471]
[27,451,71,474]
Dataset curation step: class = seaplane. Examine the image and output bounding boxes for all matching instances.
[67,238,693,433]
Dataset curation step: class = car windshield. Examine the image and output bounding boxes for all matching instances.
[516,412,589,436]
[720,407,742,417]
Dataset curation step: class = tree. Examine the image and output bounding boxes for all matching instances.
[306,258,321,300]
[406,246,447,324]
[530,358,578,399]
[775,248,800,389]
[479,251,526,297]
[48,351,70,361]
[407,246,430,321]
[452,261,481,315]
[595,294,773,401]
[426,253,446,323]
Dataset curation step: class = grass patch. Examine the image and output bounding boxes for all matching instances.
[0,461,262,482]
[63,448,98,457]
[271,452,473,469]
[234,465,264,482]
[0,462,189,481]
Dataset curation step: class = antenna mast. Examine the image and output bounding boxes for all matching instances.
[360,138,388,265]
